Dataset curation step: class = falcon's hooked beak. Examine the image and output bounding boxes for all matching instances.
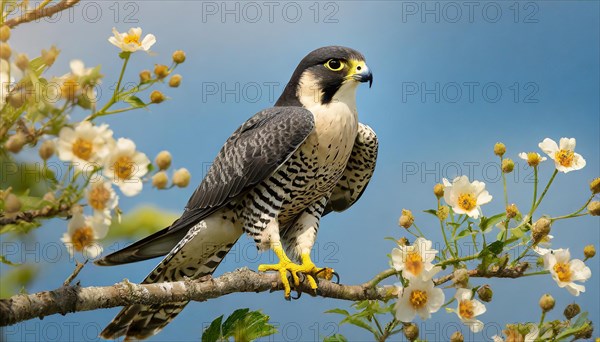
[349,60,373,88]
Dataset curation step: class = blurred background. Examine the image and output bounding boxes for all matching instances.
[1,1,599,341]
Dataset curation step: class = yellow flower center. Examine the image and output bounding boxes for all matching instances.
[71,226,94,252]
[457,193,477,212]
[459,299,475,319]
[555,149,574,167]
[124,33,142,46]
[409,289,428,309]
[72,137,93,161]
[114,156,134,180]
[60,76,80,100]
[404,251,423,276]
[526,152,541,166]
[88,184,111,211]
[553,262,572,282]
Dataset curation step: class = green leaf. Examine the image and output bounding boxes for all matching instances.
[340,317,378,336]
[480,213,506,233]
[0,265,38,298]
[201,315,223,342]
[202,309,277,342]
[324,334,348,342]
[232,310,277,341]
[221,308,250,336]
[124,95,147,109]
[105,205,179,240]
[510,226,525,238]
[479,241,504,257]
[325,308,350,317]
[573,311,588,327]
[423,209,437,216]
[455,229,476,241]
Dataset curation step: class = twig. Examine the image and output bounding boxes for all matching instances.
[62,260,87,287]
[4,0,81,28]
[433,262,530,286]
[0,203,71,226]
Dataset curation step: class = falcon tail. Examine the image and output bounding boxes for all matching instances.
[99,215,242,340]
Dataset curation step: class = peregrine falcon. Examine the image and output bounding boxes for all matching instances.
[96,46,378,340]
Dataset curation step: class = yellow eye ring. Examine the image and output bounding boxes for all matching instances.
[325,59,344,71]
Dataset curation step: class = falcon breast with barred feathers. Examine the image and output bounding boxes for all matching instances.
[96,46,379,340]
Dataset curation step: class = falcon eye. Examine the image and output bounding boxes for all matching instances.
[325,59,344,71]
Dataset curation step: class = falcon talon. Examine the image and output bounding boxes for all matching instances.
[95,46,377,340]
[331,271,340,284]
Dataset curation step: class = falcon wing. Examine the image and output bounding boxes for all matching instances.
[96,107,315,265]
[323,123,378,216]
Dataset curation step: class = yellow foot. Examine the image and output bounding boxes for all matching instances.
[258,246,334,299]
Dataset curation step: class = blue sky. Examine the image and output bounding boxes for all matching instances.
[3,1,599,341]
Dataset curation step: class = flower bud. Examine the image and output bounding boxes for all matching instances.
[403,323,419,341]
[0,43,11,60]
[590,177,600,194]
[173,168,191,188]
[452,268,469,287]
[4,193,21,213]
[525,152,543,167]
[0,25,10,42]
[139,70,152,83]
[398,209,414,229]
[502,158,514,173]
[38,140,55,160]
[150,90,165,104]
[574,323,593,339]
[15,53,29,70]
[152,171,169,189]
[5,132,27,153]
[539,294,555,312]
[477,285,493,302]
[397,237,409,246]
[155,150,172,170]
[172,50,186,64]
[8,90,27,108]
[41,46,59,67]
[42,191,56,203]
[494,142,506,156]
[588,201,600,216]
[532,217,551,244]
[536,256,544,268]
[584,245,596,259]
[433,183,444,198]
[450,331,464,342]
[70,204,84,215]
[168,74,182,88]
[154,64,169,79]
[564,303,581,320]
[506,203,519,219]
[437,205,449,221]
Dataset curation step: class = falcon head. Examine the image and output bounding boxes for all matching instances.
[276,46,372,107]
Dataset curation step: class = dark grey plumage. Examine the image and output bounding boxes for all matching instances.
[96,107,314,266]
[96,46,378,340]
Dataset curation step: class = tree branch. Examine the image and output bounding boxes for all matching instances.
[0,203,71,226]
[0,263,531,327]
[4,0,81,28]
[0,267,391,327]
